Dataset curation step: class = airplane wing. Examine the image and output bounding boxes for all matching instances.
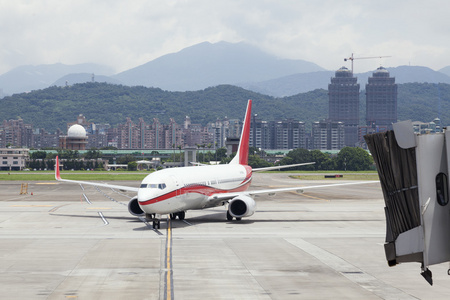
[206,180,378,204]
[246,180,377,196]
[55,156,139,192]
[253,162,315,172]
[190,162,208,166]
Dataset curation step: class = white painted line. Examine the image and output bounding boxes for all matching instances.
[286,238,416,300]
[83,194,92,204]
[182,220,193,226]
[98,212,109,225]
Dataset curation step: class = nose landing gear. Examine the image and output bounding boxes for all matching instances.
[145,213,162,229]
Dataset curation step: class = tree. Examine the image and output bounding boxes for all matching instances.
[280,148,315,170]
[30,151,47,160]
[215,147,227,161]
[57,150,79,159]
[309,150,335,170]
[84,149,102,159]
[47,159,55,170]
[117,155,136,164]
[128,161,137,171]
[247,155,272,168]
[336,147,372,171]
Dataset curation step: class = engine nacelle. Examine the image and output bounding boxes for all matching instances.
[128,197,145,217]
[228,195,256,218]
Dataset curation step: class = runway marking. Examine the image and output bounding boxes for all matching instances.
[82,194,92,204]
[287,238,416,300]
[49,204,70,213]
[98,212,109,225]
[110,187,133,199]
[95,186,127,207]
[298,193,330,202]
[11,204,53,207]
[182,220,193,226]
[164,218,174,300]
[86,207,112,210]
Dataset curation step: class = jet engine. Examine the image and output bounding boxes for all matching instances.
[128,196,145,217]
[228,195,256,218]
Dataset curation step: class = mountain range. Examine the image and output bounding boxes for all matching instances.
[0,41,450,97]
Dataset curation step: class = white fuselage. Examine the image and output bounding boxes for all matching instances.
[137,164,252,214]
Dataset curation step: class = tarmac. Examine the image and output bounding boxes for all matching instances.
[1,172,450,299]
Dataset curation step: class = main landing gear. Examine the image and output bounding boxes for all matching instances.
[170,211,185,220]
[226,211,241,221]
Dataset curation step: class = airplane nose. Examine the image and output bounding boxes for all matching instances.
[137,188,159,206]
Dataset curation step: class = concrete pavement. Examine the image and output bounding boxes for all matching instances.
[1,173,449,299]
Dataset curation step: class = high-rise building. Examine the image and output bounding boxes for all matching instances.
[33,128,62,149]
[272,120,305,149]
[0,119,33,148]
[114,117,184,149]
[328,66,360,147]
[311,120,345,150]
[249,116,272,149]
[250,117,305,150]
[207,117,241,149]
[365,66,397,129]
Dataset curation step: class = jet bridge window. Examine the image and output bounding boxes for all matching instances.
[436,173,449,206]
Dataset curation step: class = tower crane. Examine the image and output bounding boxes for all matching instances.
[344,53,391,73]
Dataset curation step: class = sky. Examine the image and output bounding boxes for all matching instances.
[1,0,449,75]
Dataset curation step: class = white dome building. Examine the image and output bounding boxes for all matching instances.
[60,124,88,150]
[67,124,87,138]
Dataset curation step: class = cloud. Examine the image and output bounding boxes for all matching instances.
[0,0,449,74]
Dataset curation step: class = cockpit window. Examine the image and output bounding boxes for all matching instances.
[140,183,166,190]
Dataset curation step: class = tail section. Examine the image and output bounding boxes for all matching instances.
[230,99,252,165]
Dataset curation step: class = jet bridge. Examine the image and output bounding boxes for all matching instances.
[365,120,450,285]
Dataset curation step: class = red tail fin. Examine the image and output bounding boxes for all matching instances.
[230,99,252,165]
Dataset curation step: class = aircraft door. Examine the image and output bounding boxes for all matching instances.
[170,175,183,197]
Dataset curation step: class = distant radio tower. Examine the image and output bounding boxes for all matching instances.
[91,73,95,82]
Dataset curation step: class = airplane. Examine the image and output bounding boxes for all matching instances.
[56,99,375,229]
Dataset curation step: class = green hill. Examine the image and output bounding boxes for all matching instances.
[0,82,448,132]
[0,83,328,131]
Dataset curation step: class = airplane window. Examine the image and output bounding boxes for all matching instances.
[144,183,166,189]
[140,184,147,188]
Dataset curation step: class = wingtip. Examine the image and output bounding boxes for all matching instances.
[55,156,61,180]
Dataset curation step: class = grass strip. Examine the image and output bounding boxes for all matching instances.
[0,171,149,181]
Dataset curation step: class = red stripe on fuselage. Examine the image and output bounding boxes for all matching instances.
[139,177,252,206]
[242,165,252,184]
